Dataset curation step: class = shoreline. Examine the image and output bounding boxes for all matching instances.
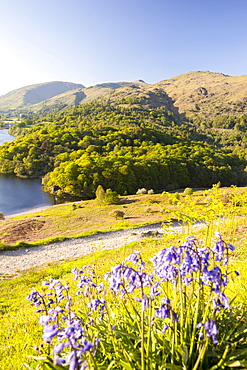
[4,205,53,219]
[4,200,83,219]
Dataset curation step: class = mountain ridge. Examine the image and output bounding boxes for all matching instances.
[2,71,247,119]
[0,80,148,114]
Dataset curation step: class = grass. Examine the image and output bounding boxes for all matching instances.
[0,194,165,250]
[1,186,246,250]
[0,186,247,369]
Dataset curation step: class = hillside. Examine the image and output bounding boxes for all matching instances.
[3,71,247,119]
[2,70,247,199]
[0,80,147,114]
[29,80,148,114]
[0,81,85,112]
[156,71,247,120]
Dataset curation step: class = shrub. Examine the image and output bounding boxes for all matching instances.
[0,212,4,220]
[110,210,125,219]
[168,192,180,205]
[184,187,193,195]
[104,190,120,205]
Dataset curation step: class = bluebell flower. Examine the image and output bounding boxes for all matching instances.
[172,311,178,322]
[42,324,59,343]
[155,304,171,319]
[124,250,141,265]
[161,324,169,333]
[204,319,219,344]
[54,356,66,365]
[26,291,43,306]
[53,342,68,354]
[40,315,51,326]
[88,298,106,312]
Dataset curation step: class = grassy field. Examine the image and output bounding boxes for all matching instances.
[0,193,165,249]
[1,186,247,369]
[1,186,246,250]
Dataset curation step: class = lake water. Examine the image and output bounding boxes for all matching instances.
[0,129,54,215]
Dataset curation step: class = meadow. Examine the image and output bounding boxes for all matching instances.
[1,186,247,369]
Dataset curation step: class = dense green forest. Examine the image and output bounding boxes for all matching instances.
[1,96,247,198]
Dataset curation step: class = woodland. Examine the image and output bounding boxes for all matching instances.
[1,71,247,199]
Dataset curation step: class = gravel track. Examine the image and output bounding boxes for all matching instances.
[0,223,170,276]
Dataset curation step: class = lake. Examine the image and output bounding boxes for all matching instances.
[0,129,54,215]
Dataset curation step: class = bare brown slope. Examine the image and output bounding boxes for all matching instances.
[155,71,247,119]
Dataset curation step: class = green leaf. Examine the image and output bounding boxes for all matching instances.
[107,361,117,369]
[163,364,184,370]
[119,360,134,370]
[225,360,247,368]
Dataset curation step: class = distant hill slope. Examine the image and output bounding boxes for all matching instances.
[28,80,148,114]
[0,80,148,114]
[155,71,247,119]
[3,71,247,119]
[0,81,85,111]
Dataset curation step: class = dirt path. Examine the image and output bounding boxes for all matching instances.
[0,221,205,277]
[0,223,166,276]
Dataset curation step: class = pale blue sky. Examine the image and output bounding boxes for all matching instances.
[0,0,247,95]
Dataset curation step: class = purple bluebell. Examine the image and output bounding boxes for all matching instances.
[88,298,106,312]
[54,356,66,365]
[161,324,169,333]
[53,342,68,354]
[42,324,59,343]
[40,315,51,326]
[155,304,171,319]
[124,250,141,265]
[26,291,43,306]
[204,319,219,344]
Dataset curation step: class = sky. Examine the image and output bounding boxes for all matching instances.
[0,0,247,96]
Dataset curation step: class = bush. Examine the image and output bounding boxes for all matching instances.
[168,192,180,205]
[104,190,120,205]
[110,210,125,219]
[0,212,4,220]
[184,187,193,195]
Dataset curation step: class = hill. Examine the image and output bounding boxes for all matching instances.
[3,71,247,119]
[29,80,148,114]
[0,81,85,112]
[2,70,247,199]
[0,80,148,114]
[155,71,247,120]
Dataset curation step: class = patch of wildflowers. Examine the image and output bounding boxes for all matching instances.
[28,235,239,369]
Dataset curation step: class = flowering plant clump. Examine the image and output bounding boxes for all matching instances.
[27,234,247,370]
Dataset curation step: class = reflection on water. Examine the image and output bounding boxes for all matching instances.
[0,129,54,215]
[0,128,14,145]
[0,174,54,215]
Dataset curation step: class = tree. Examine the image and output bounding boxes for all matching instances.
[104,189,120,205]
[95,185,105,204]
